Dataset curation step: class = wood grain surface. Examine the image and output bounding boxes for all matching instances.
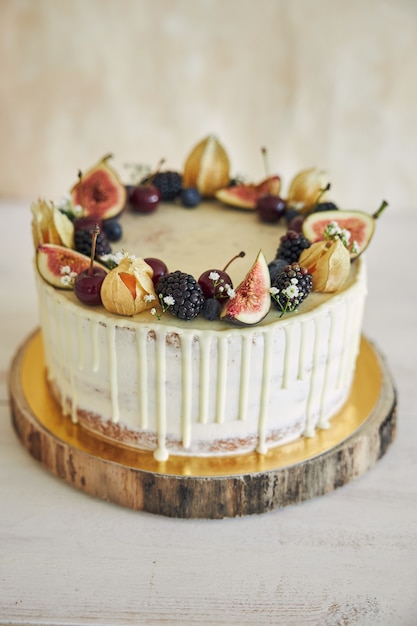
[9,332,396,519]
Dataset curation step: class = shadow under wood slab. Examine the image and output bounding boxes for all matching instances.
[9,330,397,519]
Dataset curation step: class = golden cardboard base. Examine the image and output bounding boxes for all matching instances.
[9,330,397,518]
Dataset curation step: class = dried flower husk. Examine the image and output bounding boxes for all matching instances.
[31,199,74,249]
[183,135,230,197]
[299,239,350,292]
[286,167,329,213]
[101,256,157,316]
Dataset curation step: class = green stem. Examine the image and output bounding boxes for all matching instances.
[373,199,389,220]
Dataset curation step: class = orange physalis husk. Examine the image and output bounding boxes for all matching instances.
[101,256,157,316]
[299,239,350,293]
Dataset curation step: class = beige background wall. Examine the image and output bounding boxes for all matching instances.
[1,0,416,211]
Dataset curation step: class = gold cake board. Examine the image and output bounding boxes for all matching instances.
[9,329,397,519]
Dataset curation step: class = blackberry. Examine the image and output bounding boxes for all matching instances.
[156,271,205,320]
[275,230,311,264]
[271,263,312,314]
[74,227,112,259]
[151,171,183,201]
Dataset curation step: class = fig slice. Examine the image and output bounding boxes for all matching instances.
[302,201,388,259]
[37,243,108,289]
[215,176,281,210]
[71,154,127,220]
[220,250,271,325]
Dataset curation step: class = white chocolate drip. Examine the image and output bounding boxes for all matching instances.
[35,256,367,461]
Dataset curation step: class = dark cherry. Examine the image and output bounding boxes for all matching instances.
[130,184,161,214]
[73,223,106,305]
[256,194,286,223]
[287,214,304,233]
[144,257,168,287]
[198,251,245,300]
[74,216,103,231]
[74,266,107,306]
[198,269,233,300]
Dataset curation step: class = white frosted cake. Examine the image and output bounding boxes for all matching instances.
[31,140,371,462]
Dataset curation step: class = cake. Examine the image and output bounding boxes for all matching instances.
[31,139,374,462]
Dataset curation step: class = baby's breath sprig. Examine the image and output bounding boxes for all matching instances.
[151,294,175,320]
[54,194,83,220]
[60,265,78,288]
[270,281,301,318]
[100,251,137,270]
[324,221,359,255]
[208,271,236,300]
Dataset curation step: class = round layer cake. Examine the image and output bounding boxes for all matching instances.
[34,200,367,461]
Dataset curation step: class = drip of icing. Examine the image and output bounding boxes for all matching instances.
[238,334,252,421]
[198,333,212,424]
[54,297,70,416]
[154,330,168,462]
[64,307,78,423]
[180,333,193,449]
[298,322,309,380]
[283,324,295,389]
[136,327,149,429]
[76,313,85,371]
[256,331,273,454]
[92,320,100,373]
[106,324,119,423]
[198,334,211,424]
[318,308,337,429]
[304,314,324,437]
[215,336,228,424]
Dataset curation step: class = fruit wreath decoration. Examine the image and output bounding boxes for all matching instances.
[32,136,388,325]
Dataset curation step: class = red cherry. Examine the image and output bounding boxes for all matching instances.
[74,267,107,305]
[256,194,286,223]
[130,184,160,214]
[144,257,168,287]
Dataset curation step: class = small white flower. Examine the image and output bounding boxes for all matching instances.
[218,285,225,293]
[163,295,175,307]
[351,241,359,254]
[144,293,155,303]
[150,308,157,316]
[290,277,298,285]
[284,284,300,299]
[209,271,220,281]
[225,285,236,298]
[61,275,73,287]
[269,287,279,295]
[60,265,71,275]
[341,228,351,243]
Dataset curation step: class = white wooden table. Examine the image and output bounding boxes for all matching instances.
[1,200,416,625]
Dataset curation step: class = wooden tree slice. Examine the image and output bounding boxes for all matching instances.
[9,330,397,518]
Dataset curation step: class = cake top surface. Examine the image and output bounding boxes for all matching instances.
[31,136,382,330]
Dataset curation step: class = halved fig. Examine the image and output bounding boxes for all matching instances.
[37,243,108,289]
[215,176,281,210]
[302,201,388,259]
[220,250,271,325]
[71,154,127,220]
